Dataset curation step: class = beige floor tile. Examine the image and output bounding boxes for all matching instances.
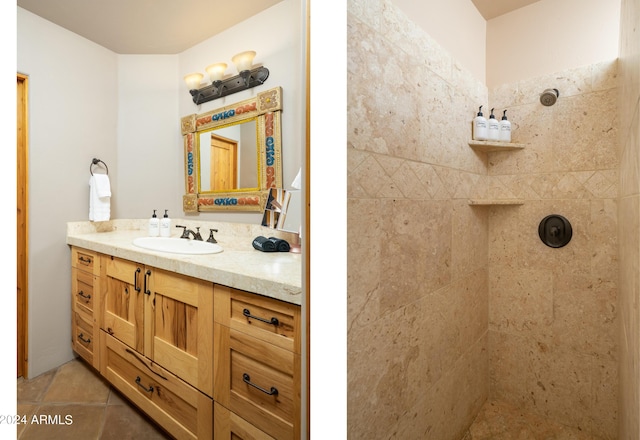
[18,358,173,440]
[100,405,171,440]
[19,404,105,440]
[43,360,110,404]
[17,370,56,402]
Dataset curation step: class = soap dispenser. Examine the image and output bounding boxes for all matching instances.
[487,108,500,141]
[473,105,488,141]
[148,210,160,237]
[499,109,512,142]
[160,210,171,237]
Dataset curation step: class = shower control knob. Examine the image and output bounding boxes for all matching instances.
[538,214,572,248]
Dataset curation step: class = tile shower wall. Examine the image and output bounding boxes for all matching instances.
[617,0,640,437]
[348,1,489,438]
[486,62,619,439]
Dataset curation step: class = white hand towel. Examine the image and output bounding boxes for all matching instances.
[93,174,111,197]
[89,175,111,222]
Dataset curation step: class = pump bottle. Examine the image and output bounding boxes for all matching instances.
[473,105,488,141]
[160,210,171,237]
[148,210,160,237]
[488,108,500,141]
[499,109,512,142]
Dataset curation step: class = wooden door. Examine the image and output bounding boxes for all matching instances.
[102,257,145,353]
[17,74,28,378]
[145,268,214,397]
[210,134,238,191]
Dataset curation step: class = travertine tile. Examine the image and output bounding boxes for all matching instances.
[468,399,606,440]
[348,3,620,440]
[489,267,554,337]
[452,201,488,280]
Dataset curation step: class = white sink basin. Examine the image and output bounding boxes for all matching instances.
[132,237,223,255]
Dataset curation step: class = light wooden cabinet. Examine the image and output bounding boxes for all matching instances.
[101,255,214,397]
[214,285,301,440]
[71,247,101,368]
[71,246,301,440]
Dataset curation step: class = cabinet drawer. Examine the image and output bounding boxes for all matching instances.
[73,312,95,364]
[214,402,276,440]
[214,285,301,354]
[72,268,94,314]
[100,332,212,440]
[216,327,300,440]
[71,248,99,276]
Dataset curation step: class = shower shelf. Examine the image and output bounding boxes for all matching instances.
[468,140,525,152]
[468,199,524,206]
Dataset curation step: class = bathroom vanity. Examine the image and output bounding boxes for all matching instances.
[67,219,302,440]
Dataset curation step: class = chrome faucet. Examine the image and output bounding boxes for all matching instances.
[175,225,203,241]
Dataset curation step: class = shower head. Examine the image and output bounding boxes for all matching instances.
[540,88,559,106]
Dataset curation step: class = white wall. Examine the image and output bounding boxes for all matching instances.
[17,8,118,377]
[116,55,183,219]
[486,0,620,87]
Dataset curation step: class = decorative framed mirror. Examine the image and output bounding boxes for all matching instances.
[181,87,283,212]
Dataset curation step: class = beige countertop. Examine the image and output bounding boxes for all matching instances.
[66,219,302,305]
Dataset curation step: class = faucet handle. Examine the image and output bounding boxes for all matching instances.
[175,225,189,239]
[194,227,203,241]
[207,229,219,244]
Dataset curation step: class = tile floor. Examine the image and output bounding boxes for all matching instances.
[464,399,605,440]
[17,358,172,439]
[18,359,607,440]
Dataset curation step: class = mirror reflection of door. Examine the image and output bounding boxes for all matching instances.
[210,134,238,190]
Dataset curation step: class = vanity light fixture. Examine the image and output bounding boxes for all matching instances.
[184,51,269,105]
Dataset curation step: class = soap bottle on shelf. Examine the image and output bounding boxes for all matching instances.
[160,210,171,237]
[148,210,160,237]
[499,109,512,142]
[473,105,488,141]
[487,108,500,141]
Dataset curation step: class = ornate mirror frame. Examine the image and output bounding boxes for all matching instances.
[181,87,283,212]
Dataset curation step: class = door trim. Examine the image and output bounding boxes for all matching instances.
[17,73,29,378]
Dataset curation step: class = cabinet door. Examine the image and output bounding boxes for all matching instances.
[146,268,214,397]
[102,256,145,353]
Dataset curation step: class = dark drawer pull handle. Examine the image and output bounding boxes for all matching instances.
[242,373,278,396]
[78,333,91,344]
[135,376,154,393]
[134,268,141,292]
[242,308,279,326]
[144,270,151,295]
[78,290,92,300]
[78,256,92,265]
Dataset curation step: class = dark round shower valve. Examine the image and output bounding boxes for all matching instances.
[538,214,572,248]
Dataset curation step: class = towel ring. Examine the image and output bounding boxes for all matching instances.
[90,158,109,176]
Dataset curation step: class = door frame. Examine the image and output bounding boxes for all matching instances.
[17,73,29,378]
